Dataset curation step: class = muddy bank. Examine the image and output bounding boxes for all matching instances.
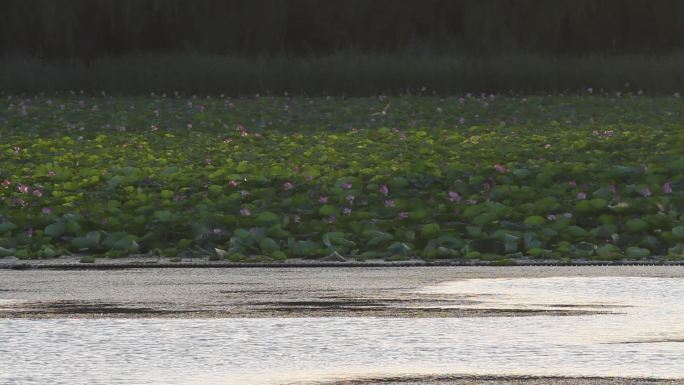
[323,375,682,385]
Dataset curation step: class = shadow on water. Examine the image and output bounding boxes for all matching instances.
[0,300,198,317]
[0,297,614,318]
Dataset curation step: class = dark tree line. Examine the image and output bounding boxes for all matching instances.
[2,0,684,60]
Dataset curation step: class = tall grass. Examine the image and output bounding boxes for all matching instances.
[2,53,684,95]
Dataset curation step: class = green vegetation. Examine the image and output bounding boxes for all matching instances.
[2,94,684,261]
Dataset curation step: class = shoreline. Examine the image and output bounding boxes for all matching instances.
[1,258,683,270]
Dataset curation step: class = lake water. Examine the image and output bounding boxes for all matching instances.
[1,272,683,384]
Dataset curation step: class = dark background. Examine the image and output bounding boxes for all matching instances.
[2,0,684,60]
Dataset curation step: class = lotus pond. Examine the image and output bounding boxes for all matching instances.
[2,94,684,261]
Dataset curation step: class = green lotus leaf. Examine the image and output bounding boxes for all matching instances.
[523,232,545,250]
[365,231,394,247]
[565,225,589,239]
[433,235,464,249]
[420,223,441,238]
[112,237,140,253]
[255,211,280,226]
[625,218,649,232]
[626,246,650,259]
[468,238,504,254]
[590,198,608,210]
[292,240,320,257]
[523,216,545,226]
[473,212,497,226]
[386,242,411,256]
[318,205,338,216]
[668,243,684,256]
[570,242,596,258]
[0,222,17,234]
[153,210,175,223]
[322,232,355,247]
[672,226,684,241]
[259,237,280,253]
[44,222,67,238]
[596,244,621,258]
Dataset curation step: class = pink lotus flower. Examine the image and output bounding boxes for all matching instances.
[42,207,53,215]
[343,207,352,215]
[1,179,10,187]
[240,208,251,216]
[568,180,577,188]
[341,182,352,190]
[32,189,43,197]
[228,180,239,188]
[283,182,294,191]
[564,212,573,219]
[318,196,328,204]
[384,199,396,207]
[18,184,29,194]
[494,164,508,173]
[345,194,355,203]
[547,214,557,221]
[448,191,461,203]
[640,188,652,197]
[577,192,587,200]
[398,212,409,219]
[379,184,389,196]
[663,181,673,194]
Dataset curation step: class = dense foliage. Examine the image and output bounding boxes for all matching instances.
[2,0,684,59]
[2,94,684,261]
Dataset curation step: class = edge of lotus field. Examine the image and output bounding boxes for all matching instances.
[1,256,684,270]
[3,94,684,263]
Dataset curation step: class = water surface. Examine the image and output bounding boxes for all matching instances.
[1,268,682,384]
